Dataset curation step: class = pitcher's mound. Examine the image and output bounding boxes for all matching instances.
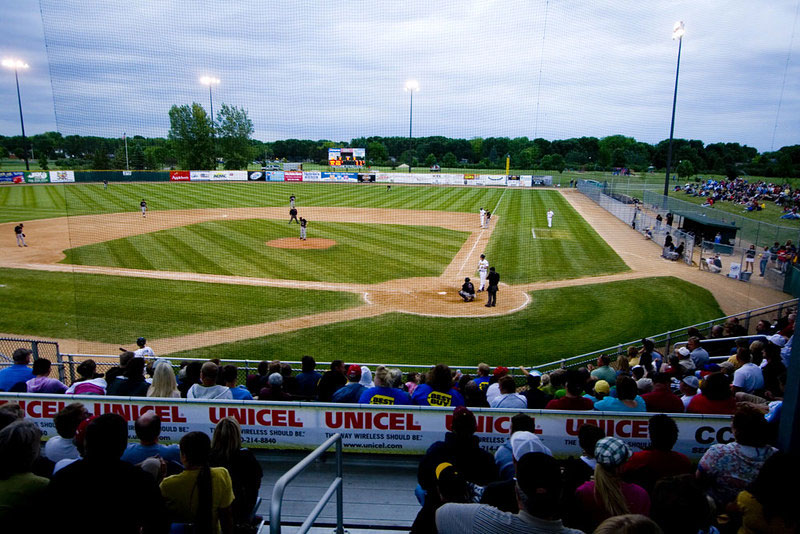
[266,238,336,250]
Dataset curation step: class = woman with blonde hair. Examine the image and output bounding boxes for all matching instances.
[573,437,650,532]
[210,417,263,529]
[147,361,180,398]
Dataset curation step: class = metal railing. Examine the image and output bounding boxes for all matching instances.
[269,433,344,534]
[0,338,63,381]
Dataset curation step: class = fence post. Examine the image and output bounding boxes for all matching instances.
[56,351,66,383]
[744,311,752,332]
[336,437,344,534]
[31,341,40,361]
[665,331,672,355]
[68,354,76,384]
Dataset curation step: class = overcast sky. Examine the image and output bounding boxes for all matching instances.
[0,0,798,152]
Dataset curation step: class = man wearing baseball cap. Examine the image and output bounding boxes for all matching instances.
[437,452,581,534]
[331,365,367,403]
[679,375,700,409]
[133,337,155,359]
[485,366,509,404]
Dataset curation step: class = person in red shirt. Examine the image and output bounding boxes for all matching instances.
[686,373,737,415]
[620,414,692,494]
[545,370,594,411]
[641,373,685,413]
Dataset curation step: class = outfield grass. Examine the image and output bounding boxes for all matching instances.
[168,277,723,366]
[0,267,361,343]
[61,220,469,283]
[488,189,628,283]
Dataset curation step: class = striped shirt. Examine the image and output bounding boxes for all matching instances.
[436,504,583,534]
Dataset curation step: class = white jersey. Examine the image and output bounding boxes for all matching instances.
[134,346,155,358]
[478,259,489,273]
[546,210,554,220]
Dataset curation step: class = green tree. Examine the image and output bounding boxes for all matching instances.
[130,143,146,170]
[517,146,540,169]
[540,153,566,172]
[38,155,49,170]
[424,153,437,167]
[112,144,128,169]
[168,103,214,169]
[441,152,457,167]
[676,159,695,179]
[367,141,388,163]
[92,149,111,170]
[216,103,254,170]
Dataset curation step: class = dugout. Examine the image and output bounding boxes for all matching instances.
[675,211,739,245]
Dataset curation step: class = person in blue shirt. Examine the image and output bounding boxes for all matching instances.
[0,348,35,391]
[332,365,367,403]
[121,410,182,470]
[594,376,646,413]
[222,364,253,401]
[294,355,322,399]
[470,363,491,392]
[358,366,411,405]
[412,364,465,407]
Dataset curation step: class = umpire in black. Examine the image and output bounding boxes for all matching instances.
[485,267,499,307]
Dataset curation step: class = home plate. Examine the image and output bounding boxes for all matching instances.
[438,291,447,295]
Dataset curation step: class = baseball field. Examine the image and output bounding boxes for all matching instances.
[1,180,786,366]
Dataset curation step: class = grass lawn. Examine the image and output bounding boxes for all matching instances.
[168,277,723,366]
[61,220,469,284]
[0,267,361,343]
[487,189,628,283]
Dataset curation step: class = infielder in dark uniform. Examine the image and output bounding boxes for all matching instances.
[140,199,147,218]
[486,267,499,307]
[459,277,475,302]
[289,207,299,224]
[14,224,26,247]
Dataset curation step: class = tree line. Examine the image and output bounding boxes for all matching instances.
[1,110,798,178]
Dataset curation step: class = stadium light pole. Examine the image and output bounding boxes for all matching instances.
[404,80,419,138]
[2,58,30,171]
[200,76,220,169]
[663,21,685,197]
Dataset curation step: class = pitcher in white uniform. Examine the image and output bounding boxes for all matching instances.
[477,254,489,292]
[546,209,554,228]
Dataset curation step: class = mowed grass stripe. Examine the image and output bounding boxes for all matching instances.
[168,277,723,366]
[0,267,362,343]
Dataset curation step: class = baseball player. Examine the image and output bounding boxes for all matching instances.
[546,209,554,228]
[103,180,108,190]
[14,223,26,247]
[140,199,147,218]
[477,254,489,292]
[299,217,307,240]
[133,337,155,359]
[290,195,296,208]
[289,207,299,224]
[479,208,486,229]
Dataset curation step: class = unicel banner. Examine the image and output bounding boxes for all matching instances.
[50,170,75,183]
[0,171,24,183]
[284,171,303,182]
[170,171,190,181]
[24,171,50,183]
[0,394,733,460]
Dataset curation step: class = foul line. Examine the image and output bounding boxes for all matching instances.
[457,188,510,275]
[531,228,536,239]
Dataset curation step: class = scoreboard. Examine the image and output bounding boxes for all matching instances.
[329,148,365,167]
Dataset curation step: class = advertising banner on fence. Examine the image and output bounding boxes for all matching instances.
[247,171,265,181]
[358,173,376,182]
[481,174,507,186]
[531,175,553,186]
[321,172,358,181]
[302,171,321,182]
[0,394,733,460]
[190,171,211,181]
[50,171,75,183]
[170,171,190,181]
[0,171,24,183]
[284,171,303,182]
[210,171,248,181]
[24,172,50,183]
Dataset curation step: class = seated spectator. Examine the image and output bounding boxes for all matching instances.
[359,365,411,405]
[494,414,545,481]
[331,365,367,403]
[294,355,321,399]
[471,363,491,392]
[418,407,498,502]
[317,360,347,402]
[731,348,765,394]
[589,354,617,384]
[462,380,490,408]
[730,452,800,534]
[620,414,691,494]
[210,417,263,529]
[545,369,593,411]
[436,452,579,534]
[697,405,778,511]
[583,378,610,403]
[641,373,685,413]
[25,357,67,394]
[48,413,167,533]
[121,410,182,469]
[485,366,509,404]
[359,365,374,387]
[258,373,292,401]
[147,360,180,398]
[188,362,233,400]
[65,359,107,395]
[43,403,87,463]
[481,431,552,513]
[106,357,150,397]
[673,346,696,374]
[687,337,710,368]
[0,420,49,530]
[687,372,737,414]
[0,348,34,392]
[220,365,252,401]
[521,368,552,408]
[574,437,650,532]
[405,371,421,395]
[561,424,606,514]
[411,461,472,534]
[161,431,234,534]
[541,368,567,398]
[679,375,699,410]
[246,360,271,396]
[458,276,476,302]
[593,515,662,534]
[489,376,527,409]
[614,352,632,376]
[412,364,465,407]
[594,376,646,412]
[105,350,135,385]
[650,474,715,534]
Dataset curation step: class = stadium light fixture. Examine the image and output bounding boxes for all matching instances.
[404,80,419,138]
[200,76,221,169]
[664,21,685,197]
[2,58,31,171]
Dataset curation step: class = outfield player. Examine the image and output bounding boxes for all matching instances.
[477,253,489,292]
[547,208,554,228]
[290,195,296,208]
[300,217,307,240]
[103,180,108,190]
[140,199,147,218]
[14,223,26,247]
